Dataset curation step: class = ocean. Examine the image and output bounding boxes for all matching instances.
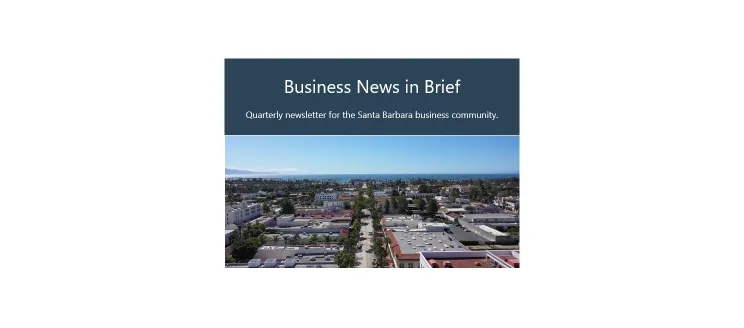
[224,173,518,182]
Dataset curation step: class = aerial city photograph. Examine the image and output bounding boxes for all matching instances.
[225,136,520,268]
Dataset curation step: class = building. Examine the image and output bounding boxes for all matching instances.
[445,213,519,241]
[323,200,345,208]
[240,192,260,200]
[225,229,235,246]
[418,222,449,232]
[406,192,436,199]
[460,213,519,224]
[274,214,351,234]
[419,250,519,268]
[385,229,467,268]
[315,192,339,203]
[382,215,422,228]
[224,245,342,268]
[373,190,388,197]
[495,197,520,212]
[441,208,467,219]
[225,202,263,225]
[446,185,472,194]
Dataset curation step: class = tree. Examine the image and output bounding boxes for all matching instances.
[259,234,268,245]
[470,187,480,202]
[231,238,258,262]
[324,234,331,246]
[343,202,352,210]
[262,203,271,213]
[337,237,346,249]
[507,226,520,239]
[384,199,390,214]
[449,188,460,203]
[391,189,399,197]
[334,251,358,268]
[281,199,295,214]
[272,235,280,245]
[225,255,236,263]
[398,194,408,213]
[426,198,438,215]
[228,230,242,244]
[283,235,290,245]
[352,220,361,235]
[372,238,388,268]
[415,198,426,211]
[391,197,398,213]
[292,233,301,245]
[309,234,319,245]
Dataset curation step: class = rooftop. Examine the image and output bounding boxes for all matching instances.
[420,250,520,268]
[478,225,508,236]
[253,245,342,261]
[461,213,518,220]
[388,230,467,256]
[427,257,494,268]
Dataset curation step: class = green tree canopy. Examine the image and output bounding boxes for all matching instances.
[426,198,438,215]
[280,199,296,214]
[231,238,258,262]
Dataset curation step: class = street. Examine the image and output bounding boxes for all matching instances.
[357,218,374,268]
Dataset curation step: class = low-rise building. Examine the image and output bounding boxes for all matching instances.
[406,192,436,199]
[385,229,467,268]
[225,201,263,225]
[323,200,345,208]
[224,245,343,268]
[314,192,339,203]
[419,250,519,268]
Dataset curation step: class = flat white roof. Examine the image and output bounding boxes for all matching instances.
[478,225,507,236]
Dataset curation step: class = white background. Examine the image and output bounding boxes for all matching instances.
[2,1,743,327]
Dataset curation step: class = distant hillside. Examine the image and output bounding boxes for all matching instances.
[225,168,275,175]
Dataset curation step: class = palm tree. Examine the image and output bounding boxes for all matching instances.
[283,235,290,245]
[334,251,358,268]
[309,234,318,245]
[272,235,280,245]
[323,235,331,246]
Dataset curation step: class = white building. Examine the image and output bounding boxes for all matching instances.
[373,190,388,197]
[323,200,345,208]
[225,202,263,225]
[406,192,436,199]
[416,222,448,232]
[314,192,339,203]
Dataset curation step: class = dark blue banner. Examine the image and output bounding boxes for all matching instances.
[225,59,519,135]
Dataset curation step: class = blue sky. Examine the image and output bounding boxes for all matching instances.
[225,136,519,174]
